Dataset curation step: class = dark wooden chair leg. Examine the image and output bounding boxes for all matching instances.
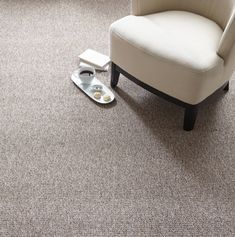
[183,106,198,131]
[223,81,229,92]
[111,62,120,88]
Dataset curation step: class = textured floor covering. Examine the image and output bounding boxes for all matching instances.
[0,0,235,236]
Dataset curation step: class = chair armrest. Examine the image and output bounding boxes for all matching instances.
[217,12,235,60]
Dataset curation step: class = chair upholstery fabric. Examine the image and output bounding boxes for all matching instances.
[132,0,235,59]
[110,0,235,105]
[132,0,235,28]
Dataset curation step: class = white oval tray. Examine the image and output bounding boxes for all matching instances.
[71,70,115,104]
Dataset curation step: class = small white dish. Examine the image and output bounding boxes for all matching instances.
[90,84,103,92]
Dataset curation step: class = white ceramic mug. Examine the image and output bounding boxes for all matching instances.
[78,66,95,84]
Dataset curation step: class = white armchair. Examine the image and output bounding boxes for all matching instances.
[110,0,235,130]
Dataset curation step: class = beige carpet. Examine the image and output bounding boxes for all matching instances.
[0,0,235,236]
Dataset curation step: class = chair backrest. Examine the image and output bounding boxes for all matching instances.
[132,0,235,29]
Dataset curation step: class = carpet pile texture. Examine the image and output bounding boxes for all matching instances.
[0,0,235,236]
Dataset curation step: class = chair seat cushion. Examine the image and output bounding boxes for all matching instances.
[110,11,226,104]
[111,11,223,72]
